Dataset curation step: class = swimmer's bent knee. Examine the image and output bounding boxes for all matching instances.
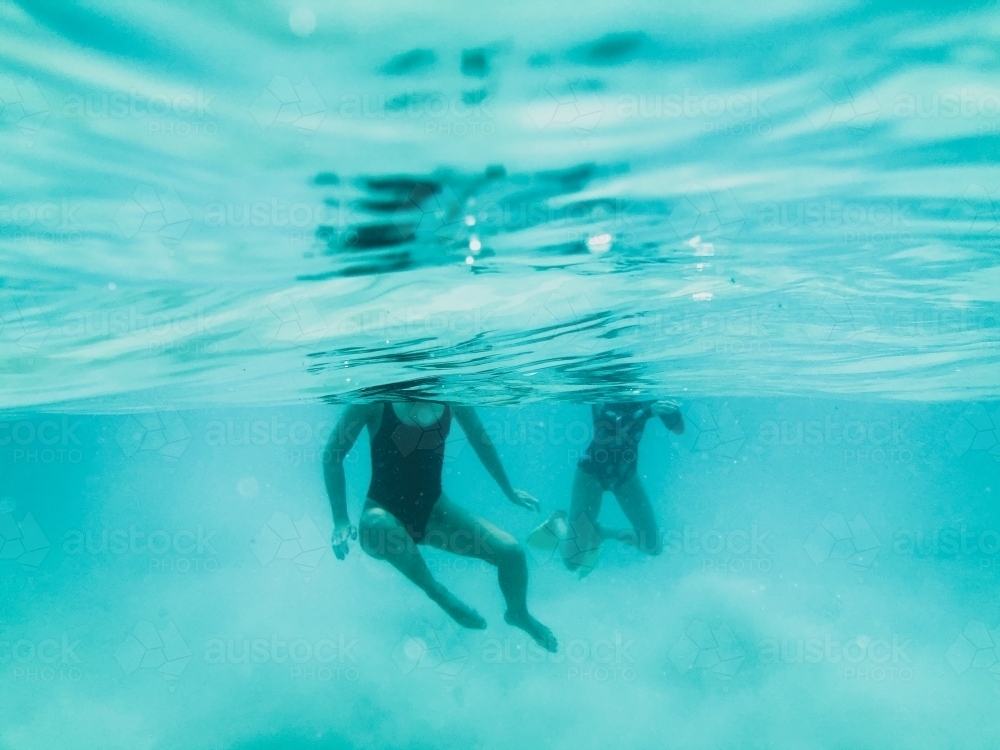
[485,533,522,565]
[504,544,527,567]
[472,533,521,567]
[359,508,409,558]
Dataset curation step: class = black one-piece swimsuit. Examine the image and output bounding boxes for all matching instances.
[367,402,451,540]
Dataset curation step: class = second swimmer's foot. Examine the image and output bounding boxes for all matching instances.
[436,590,487,630]
[505,609,558,653]
[527,510,568,552]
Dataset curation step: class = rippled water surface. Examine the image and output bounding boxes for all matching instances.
[3,2,1000,749]
[3,0,999,407]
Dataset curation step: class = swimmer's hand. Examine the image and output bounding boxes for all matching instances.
[331,520,357,560]
[654,401,685,434]
[507,489,541,512]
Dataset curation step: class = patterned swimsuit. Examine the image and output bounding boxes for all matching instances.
[577,402,656,491]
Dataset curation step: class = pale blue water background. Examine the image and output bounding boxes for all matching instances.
[2,0,1000,747]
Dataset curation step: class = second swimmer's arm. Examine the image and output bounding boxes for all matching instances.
[451,405,540,511]
[654,400,685,434]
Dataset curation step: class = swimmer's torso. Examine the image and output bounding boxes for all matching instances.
[367,401,451,539]
[578,401,656,490]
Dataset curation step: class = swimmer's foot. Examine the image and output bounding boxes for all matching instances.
[433,588,487,630]
[505,609,558,653]
[527,510,568,551]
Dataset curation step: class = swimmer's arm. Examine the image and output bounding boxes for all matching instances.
[653,400,685,434]
[452,405,539,510]
[324,405,370,555]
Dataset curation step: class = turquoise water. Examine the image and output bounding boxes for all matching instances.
[2,0,1000,747]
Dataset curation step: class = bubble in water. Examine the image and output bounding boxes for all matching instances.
[289,5,316,36]
[0,497,15,513]
[237,477,260,498]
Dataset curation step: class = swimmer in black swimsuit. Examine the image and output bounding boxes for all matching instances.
[530,400,685,574]
[324,400,557,652]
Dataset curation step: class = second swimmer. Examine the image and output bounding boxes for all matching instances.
[530,400,685,574]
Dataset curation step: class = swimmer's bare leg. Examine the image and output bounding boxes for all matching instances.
[423,494,558,652]
[558,468,605,571]
[548,471,661,555]
[358,501,486,629]
[611,473,662,555]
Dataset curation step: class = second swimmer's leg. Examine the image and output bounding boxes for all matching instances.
[423,494,558,652]
[562,468,605,571]
[358,502,486,629]
[613,473,662,555]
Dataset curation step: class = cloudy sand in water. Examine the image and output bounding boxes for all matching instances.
[2,1,1000,748]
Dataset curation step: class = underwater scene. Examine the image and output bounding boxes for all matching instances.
[2,0,1000,747]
